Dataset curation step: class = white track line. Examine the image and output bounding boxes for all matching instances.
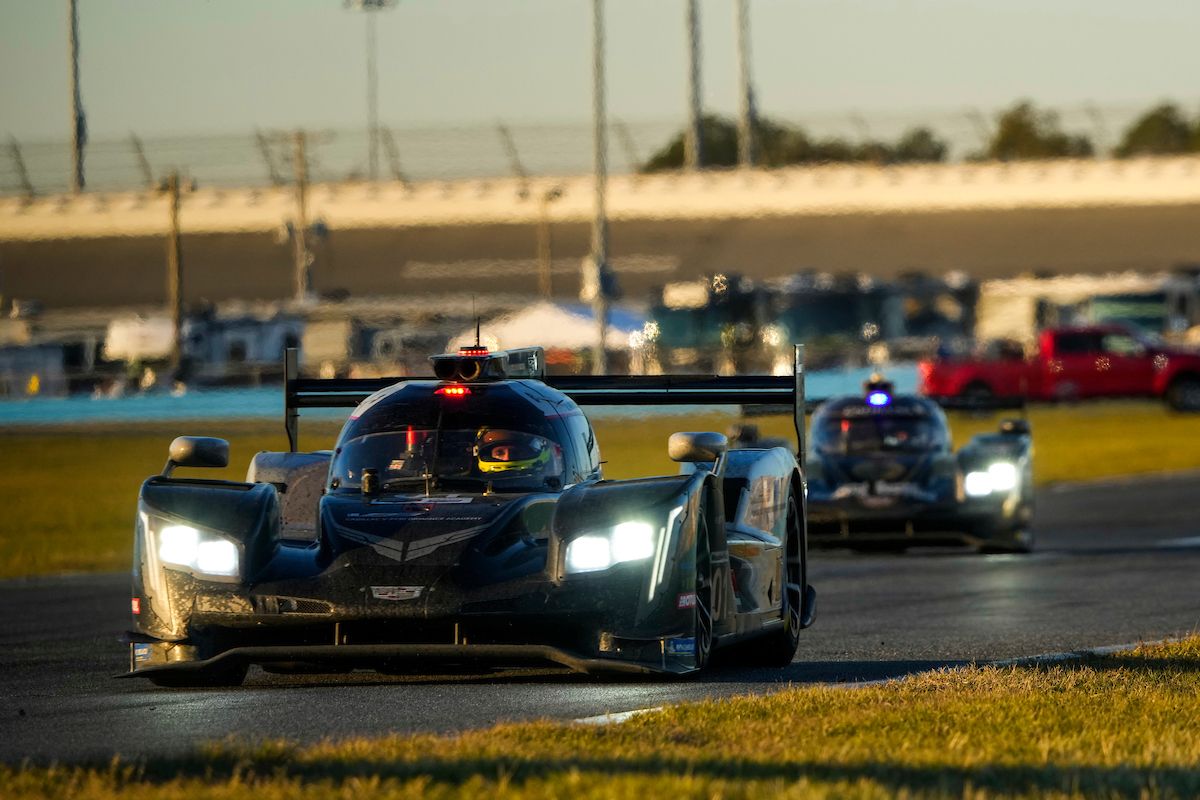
[989,637,1178,668]
[574,706,664,725]
[571,638,1179,725]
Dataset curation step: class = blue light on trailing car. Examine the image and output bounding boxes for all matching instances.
[866,391,891,407]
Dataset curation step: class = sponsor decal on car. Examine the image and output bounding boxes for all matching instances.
[370,496,474,505]
[676,592,697,609]
[133,643,153,663]
[370,586,424,601]
[666,637,696,656]
[131,597,141,615]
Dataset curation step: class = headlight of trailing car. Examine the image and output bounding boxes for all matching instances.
[565,517,668,575]
[143,512,241,579]
[964,462,1019,498]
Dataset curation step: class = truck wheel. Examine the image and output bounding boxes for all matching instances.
[1166,377,1200,412]
[962,382,994,407]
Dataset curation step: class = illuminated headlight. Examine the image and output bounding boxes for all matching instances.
[154,520,240,578]
[964,462,1019,498]
[964,471,994,497]
[565,520,658,574]
[565,535,612,574]
[987,462,1019,492]
[611,521,655,561]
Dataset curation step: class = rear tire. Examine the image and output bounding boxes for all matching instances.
[962,381,994,405]
[1166,376,1200,412]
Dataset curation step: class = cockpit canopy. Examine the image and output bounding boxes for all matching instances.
[332,427,566,493]
[330,379,601,494]
[811,395,950,456]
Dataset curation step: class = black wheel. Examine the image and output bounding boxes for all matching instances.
[1166,377,1200,412]
[147,661,248,688]
[849,542,908,555]
[693,497,714,671]
[962,382,994,403]
[721,489,804,668]
[977,527,1035,555]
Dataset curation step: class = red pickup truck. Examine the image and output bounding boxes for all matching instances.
[919,325,1200,410]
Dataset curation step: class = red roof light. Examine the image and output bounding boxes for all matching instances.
[458,347,490,357]
[435,385,472,397]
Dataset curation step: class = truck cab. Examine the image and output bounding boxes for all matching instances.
[920,325,1200,410]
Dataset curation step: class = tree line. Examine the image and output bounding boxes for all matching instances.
[643,100,1200,171]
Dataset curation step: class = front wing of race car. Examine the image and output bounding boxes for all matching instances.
[808,439,1034,550]
[806,491,1025,548]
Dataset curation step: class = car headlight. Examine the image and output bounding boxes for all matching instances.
[565,520,658,575]
[987,462,1019,492]
[147,516,241,579]
[964,462,1019,498]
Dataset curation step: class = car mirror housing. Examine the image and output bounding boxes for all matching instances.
[668,431,728,463]
[164,436,230,476]
[998,418,1030,436]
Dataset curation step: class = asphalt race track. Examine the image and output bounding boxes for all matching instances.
[3,472,1198,763]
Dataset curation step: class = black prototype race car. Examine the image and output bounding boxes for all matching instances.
[124,346,816,686]
[805,379,1035,553]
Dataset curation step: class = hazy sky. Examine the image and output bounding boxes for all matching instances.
[2,0,1198,140]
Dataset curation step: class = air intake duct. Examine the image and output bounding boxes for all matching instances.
[428,347,545,383]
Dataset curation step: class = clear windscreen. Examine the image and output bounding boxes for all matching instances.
[332,428,566,493]
[815,416,937,455]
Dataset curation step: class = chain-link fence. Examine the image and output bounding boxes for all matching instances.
[0,102,1159,197]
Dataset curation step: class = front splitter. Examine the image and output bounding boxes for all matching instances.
[119,642,667,679]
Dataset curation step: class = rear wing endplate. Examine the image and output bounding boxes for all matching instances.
[283,345,808,455]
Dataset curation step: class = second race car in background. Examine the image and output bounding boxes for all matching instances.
[806,379,1035,553]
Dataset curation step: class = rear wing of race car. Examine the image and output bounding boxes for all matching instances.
[282,345,809,456]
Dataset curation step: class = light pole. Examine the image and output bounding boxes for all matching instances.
[68,0,86,191]
[684,0,703,170]
[589,0,610,374]
[345,0,396,182]
[537,186,564,300]
[734,0,757,167]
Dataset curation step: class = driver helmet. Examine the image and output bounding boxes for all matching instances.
[475,428,554,475]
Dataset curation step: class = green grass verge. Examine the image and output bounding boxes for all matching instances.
[2,400,1199,579]
[6,637,1200,798]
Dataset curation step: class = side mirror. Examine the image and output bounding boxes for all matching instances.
[668,431,728,463]
[998,418,1030,436]
[164,436,230,476]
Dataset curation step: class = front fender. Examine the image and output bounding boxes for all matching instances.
[133,478,279,640]
[547,473,726,649]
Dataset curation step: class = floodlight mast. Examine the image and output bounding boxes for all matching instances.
[68,0,86,192]
[589,0,610,375]
[345,0,397,182]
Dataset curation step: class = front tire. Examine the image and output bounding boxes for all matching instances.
[147,661,248,688]
[692,496,714,671]
[977,527,1035,555]
[723,490,804,668]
